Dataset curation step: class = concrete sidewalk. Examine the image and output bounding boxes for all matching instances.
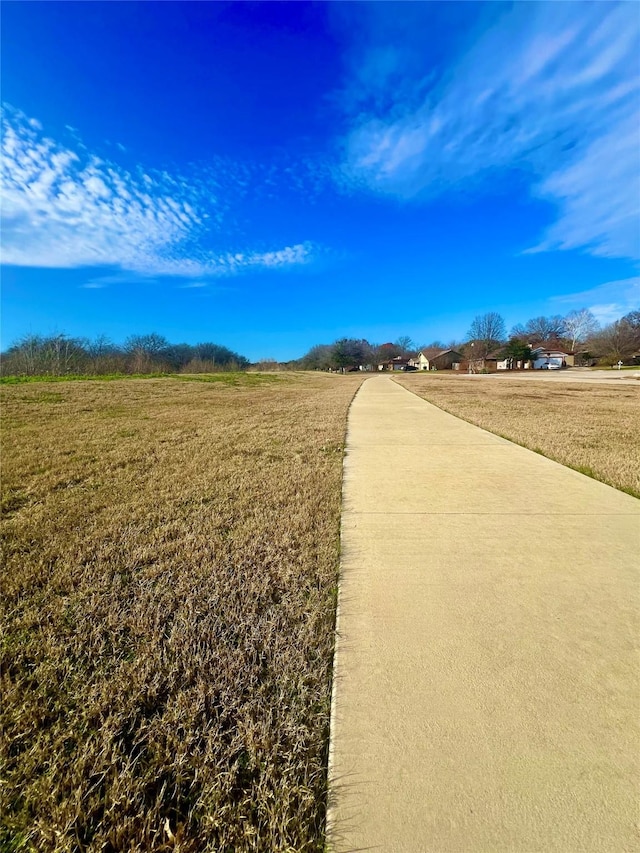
[328,376,639,852]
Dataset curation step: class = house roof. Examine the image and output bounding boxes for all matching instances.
[532,340,574,355]
[532,344,571,356]
[379,356,410,365]
[418,347,462,360]
[416,348,440,360]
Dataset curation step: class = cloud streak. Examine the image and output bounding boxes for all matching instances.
[1,107,318,278]
[338,2,640,259]
[551,276,639,325]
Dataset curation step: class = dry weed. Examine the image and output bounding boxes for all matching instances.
[394,374,640,497]
[1,373,364,852]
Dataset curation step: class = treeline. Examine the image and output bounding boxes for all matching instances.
[3,307,637,377]
[465,308,640,364]
[295,337,429,371]
[0,333,249,377]
[293,308,640,371]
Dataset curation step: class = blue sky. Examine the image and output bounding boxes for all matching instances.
[2,1,639,361]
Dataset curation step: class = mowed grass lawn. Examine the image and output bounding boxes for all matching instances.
[394,373,640,498]
[1,372,365,853]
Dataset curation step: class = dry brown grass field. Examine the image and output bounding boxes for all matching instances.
[1,372,365,853]
[394,373,640,498]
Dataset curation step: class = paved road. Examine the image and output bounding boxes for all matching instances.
[328,376,639,852]
[452,369,640,386]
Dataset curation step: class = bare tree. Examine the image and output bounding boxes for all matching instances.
[620,310,640,349]
[517,315,566,343]
[123,333,170,373]
[1,332,251,377]
[49,334,88,374]
[466,312,506,357]
[394,336,415,355]
[299,343,333,371]
[467,312,506,343]
[1,333,89,376]
[509,323,527,340]
[563,309,599,351]
[123,333,170,356]
[590,320,638,364]
[2,334,44,375]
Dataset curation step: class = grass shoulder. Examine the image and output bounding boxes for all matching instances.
[1,373,365,852]
[0,371,296,387]
[393,373,640,499]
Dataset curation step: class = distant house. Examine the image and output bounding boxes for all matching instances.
[470,343,573,371]
[378,356,412,371]
[409,348,463,371]
[459,352,503,373]
[483,349,510,371]
[461,349,524,372]
[483,347,531,371]
[531,342,574,369]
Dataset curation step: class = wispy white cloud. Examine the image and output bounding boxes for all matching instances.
[338,2,640,259]
[251,242,314,268]
[551,276,639,324]
[1,106,319,278]
[80,272,140,290]
[528,113,639,259]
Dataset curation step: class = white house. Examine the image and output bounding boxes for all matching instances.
[531,344,572,369]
